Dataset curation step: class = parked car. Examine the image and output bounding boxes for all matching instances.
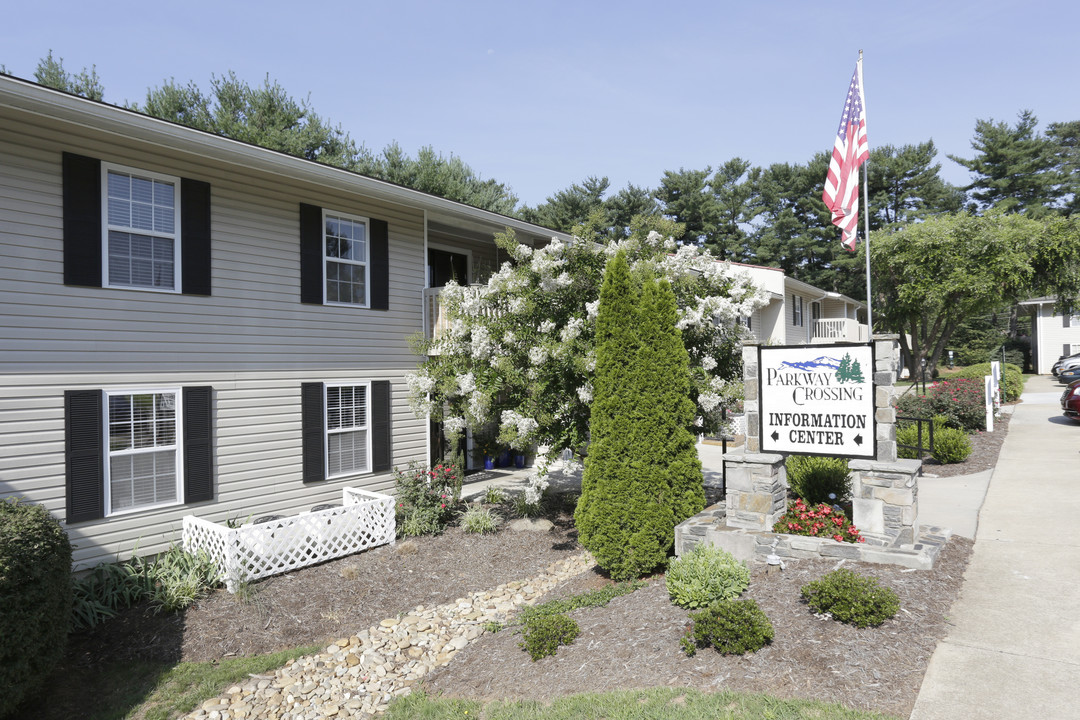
[1060,363,1080,384]
[1062,380,1080,420]
[1052,352,1080,376]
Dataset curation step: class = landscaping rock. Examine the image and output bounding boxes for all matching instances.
[178,551,593,719]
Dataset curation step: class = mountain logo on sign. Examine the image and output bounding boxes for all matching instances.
[780,356,842,372]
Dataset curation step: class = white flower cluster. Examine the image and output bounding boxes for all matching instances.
[405,372,436,395]
[702,355,718,371]
[585,300,600,319]
[524,473,549,506]
[467,392,488,421]
[576,384,592,403]
[540,271,572,293]
[470,326,492,360]
[529,346,548,365]
[456,372,476,395]
[443,416,467,434]
[561,316,585,342]
[500,409,539,439]
[538,319,556,334]
[698,391,722,412]
[509,296,527,314]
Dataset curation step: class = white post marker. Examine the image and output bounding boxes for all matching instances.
[990,361,1002,411]
[984,375,994,432]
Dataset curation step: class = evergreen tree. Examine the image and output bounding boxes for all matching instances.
[835,354,852,383]
[33,50,103,101]
[948,111,1064,216]
[574,252,705,580]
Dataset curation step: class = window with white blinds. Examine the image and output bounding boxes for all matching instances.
[325,383,370,477]
[106,390,182,514]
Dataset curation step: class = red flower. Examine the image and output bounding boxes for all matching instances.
[833,534,844,542]
[858,537,866,543]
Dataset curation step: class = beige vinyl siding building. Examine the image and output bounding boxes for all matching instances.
[1021,298,1080,374]
[0,76,563,569]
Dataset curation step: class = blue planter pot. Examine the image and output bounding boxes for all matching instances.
[484,456,495,470]
[498,450,511,467]
[514,454,526,469]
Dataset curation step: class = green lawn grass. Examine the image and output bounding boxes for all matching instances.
[384,688,901,720]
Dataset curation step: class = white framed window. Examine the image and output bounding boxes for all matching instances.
[104,388,183,516]
[102,163,182,292]
[324,210,369,306]
[325,382,371,478]
[792,295,804,327]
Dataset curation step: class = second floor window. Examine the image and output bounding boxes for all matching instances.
[792,295,803,327]
[104,165,180,291]
[324,211,369,306]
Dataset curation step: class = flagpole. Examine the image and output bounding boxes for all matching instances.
[858,50,873,338]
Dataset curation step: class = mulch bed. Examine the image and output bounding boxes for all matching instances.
[917,407,1011,477]
[34,415,1012,719]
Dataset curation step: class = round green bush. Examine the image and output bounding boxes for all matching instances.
[520,613,579,661]
[666,544,750,609]
[0,498,73,715]
[931,427,973,464]
[681,598,774,656]
[950,362,1024,402]
[785,455,851,505]
[800,568,899,628]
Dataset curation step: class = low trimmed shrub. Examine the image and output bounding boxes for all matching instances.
[680,598,774,656]
[0,498,73,716]
[897,416,972,464]
[930,426,973,464]
[773,498,864,543]
[785,455,851,505]
[800,568,900,628]
[520,613,579,661]
[460,506,500,534]
[666,544,750,609]
[394,462,462,537]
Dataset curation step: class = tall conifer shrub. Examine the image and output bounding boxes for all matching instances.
[575,252,705,580]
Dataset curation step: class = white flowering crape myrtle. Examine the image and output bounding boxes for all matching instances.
[406,218,767,476]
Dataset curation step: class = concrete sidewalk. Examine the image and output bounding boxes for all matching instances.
[910,375,1080,719]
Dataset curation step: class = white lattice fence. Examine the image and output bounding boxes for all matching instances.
[183,488,395,592]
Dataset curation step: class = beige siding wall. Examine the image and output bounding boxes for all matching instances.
[1035,304,1080,373]
[783,290,815,344]
[0,106,429,567]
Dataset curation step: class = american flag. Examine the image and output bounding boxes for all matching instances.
[822,61,869,251]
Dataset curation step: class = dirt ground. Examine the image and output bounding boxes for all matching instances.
[37,418,1011,719]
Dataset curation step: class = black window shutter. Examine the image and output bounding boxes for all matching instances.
[371,380,392,472]
[301,382,326,482]
[181,178,212,296]
[370,218,389,310]
[300,203,323,304]
[183,386,214,503]
[62,153,102,288]
[65,390,104,523]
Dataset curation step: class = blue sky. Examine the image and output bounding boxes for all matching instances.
[4,0,1078,208]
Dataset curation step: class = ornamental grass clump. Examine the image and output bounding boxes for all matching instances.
[665,544,750,609]
[800,568,900,628]
[785,455,851,505]
[680,598,774,656]
[460,506,500,534]
[394,462,462,537]
[773,498,864,543]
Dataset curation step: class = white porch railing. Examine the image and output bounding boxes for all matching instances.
[182,488,394,592]
[422,285,500,344]
[811,318,869,343]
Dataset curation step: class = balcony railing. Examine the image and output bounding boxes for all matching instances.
[811,318,869,344]
[422,285,499,347]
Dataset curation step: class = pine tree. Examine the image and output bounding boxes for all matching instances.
[848,358,865,384]
[836,354,853,382]
[575,252,705,580]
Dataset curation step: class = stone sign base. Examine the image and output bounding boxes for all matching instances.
[675,502,950,571]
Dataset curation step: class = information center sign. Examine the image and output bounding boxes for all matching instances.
[759,343,876,458]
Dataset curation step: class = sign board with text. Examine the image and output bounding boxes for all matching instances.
[759,343,876,458]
